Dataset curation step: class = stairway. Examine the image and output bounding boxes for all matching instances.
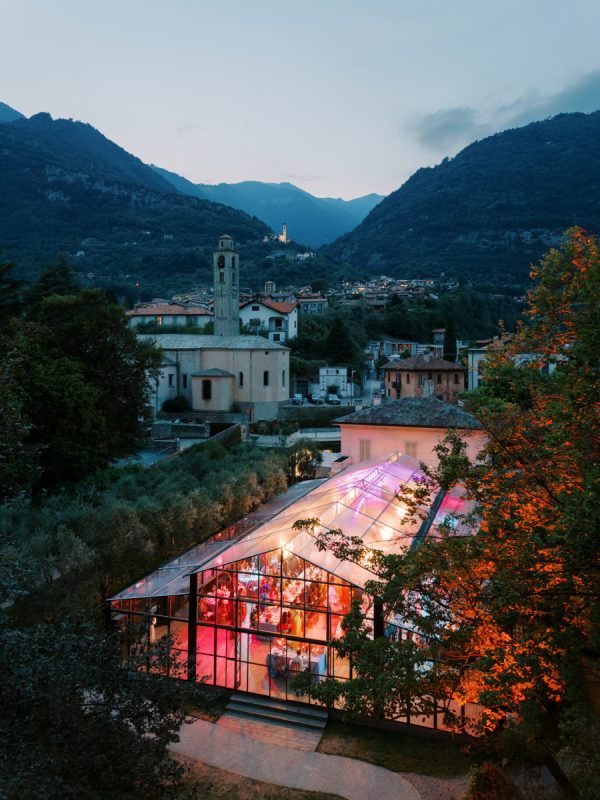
[217,693,328,751]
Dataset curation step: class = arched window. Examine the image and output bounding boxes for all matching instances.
[217,255,225,268]
[263,370,270,387]
[202,380,212,400]
[231,257,236,267]
[239,371,244,388]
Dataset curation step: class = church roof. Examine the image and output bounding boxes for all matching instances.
[127,303,212,317]
[333,398,483,430]
[138,334,289,351]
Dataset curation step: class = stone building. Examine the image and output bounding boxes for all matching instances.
[382,353,465,404]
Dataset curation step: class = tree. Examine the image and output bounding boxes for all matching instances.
[443,315,457,362]
[38,289,162,460]
[24,254,82,317]
[293,229,600,752]
[0,615,196,799]
[0,255,24,321]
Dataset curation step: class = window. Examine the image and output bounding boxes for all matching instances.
[182,374,187,389]
[418,374,424,385]
[168,374,174,387]
[454,373,460,384]
[273,334,280,341]
[405,441,417,458]
[359,439,371,461]
[428,372,433,380]
[156,316,163,326]
[263,370,270,387]
[218,255,225,268]
[219,272,224,283]
[282,370,285,388]
[275,318,282,329]
[437,373,442,383]
[239,371,244,388]
[202,380,211,400]
[231,257,235,267]
[406,374,410,384]
[252,305,259,311]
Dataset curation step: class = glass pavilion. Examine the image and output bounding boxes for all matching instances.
[109,453,473,716]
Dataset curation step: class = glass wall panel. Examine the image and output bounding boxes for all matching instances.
[216,627,235,658]
[304,563,326,582]
[332,651,350,679]
[259,576,280,603]
[171,594,189,619]
[196,652,214,684]
[282,553,304,578]
[329,614,346,640]
[237,571,259,599]
[305,611,327,641]
[288,607,304,637]
[260,551,281,575]
[306,580,327,610]
[328,583,350,614]
[215,656,236,689]
[197,624,214,655]
[216,598,233,626]
[131,598,148,613]
[150,596,170,617]
[259,603,280,633]
[170,619,188,651]
[282,579,304,606]
[198,595,216,623]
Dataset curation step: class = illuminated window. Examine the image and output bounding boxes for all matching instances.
[156,316,163,326]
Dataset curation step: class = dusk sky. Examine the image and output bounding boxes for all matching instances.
[3,0,600,199]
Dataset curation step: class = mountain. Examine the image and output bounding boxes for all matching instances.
[0,102,24,123]
[152,167,384,248]
[323,111,600,289]
[0,112,275,297]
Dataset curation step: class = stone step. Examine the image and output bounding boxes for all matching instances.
[227,692,328,726]
[226,701,327,731]
[216,712,324,751]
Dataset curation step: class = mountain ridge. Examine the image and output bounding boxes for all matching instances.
[151,166,384,247]
[323,110,600,288]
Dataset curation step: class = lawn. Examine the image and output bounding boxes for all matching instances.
[317,720,479,778]
[179,757,344,800]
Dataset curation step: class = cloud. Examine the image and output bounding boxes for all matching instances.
[408,71,600,154]
[502,70,600,128]
[282,173,322,184]
[406,107,492,153]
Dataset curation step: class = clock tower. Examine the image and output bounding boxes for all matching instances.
[213,234,240,337]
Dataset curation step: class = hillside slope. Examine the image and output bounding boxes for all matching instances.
[323,111,600,288]
[0,113,272,296]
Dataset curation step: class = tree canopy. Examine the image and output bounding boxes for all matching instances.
[294,230,600,767]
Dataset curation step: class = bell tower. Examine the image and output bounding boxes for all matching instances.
[213,234,240,337]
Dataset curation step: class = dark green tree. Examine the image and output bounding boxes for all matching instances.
[442,315,457,362]
[38,289,162,459]
[0,255,24,321]
[24,254,82,317]
[0,615,195,799]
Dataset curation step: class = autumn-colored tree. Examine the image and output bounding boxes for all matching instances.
[295,229,600,754]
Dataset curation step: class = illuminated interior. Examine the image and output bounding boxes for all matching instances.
[109,452,473,720]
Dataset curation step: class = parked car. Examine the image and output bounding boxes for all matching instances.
[311,393,324,404]
[327,393,341,405]
[292,393,304,405]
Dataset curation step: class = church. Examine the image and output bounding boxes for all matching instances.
[144,236,290,421]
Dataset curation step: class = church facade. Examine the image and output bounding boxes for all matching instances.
[145,236,290,420]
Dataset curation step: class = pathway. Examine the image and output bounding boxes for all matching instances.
[170,717,421,800]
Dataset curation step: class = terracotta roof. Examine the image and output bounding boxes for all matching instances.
[333,398,482,430]
[127,304,212,317]
[382,354,464,371]
[240,299,297,313]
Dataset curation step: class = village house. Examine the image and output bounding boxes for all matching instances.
[333,397,486,467]
[383,353,465,403]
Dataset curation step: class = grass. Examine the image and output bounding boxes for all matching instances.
[179,757,344,800]
[317,719,480,778]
